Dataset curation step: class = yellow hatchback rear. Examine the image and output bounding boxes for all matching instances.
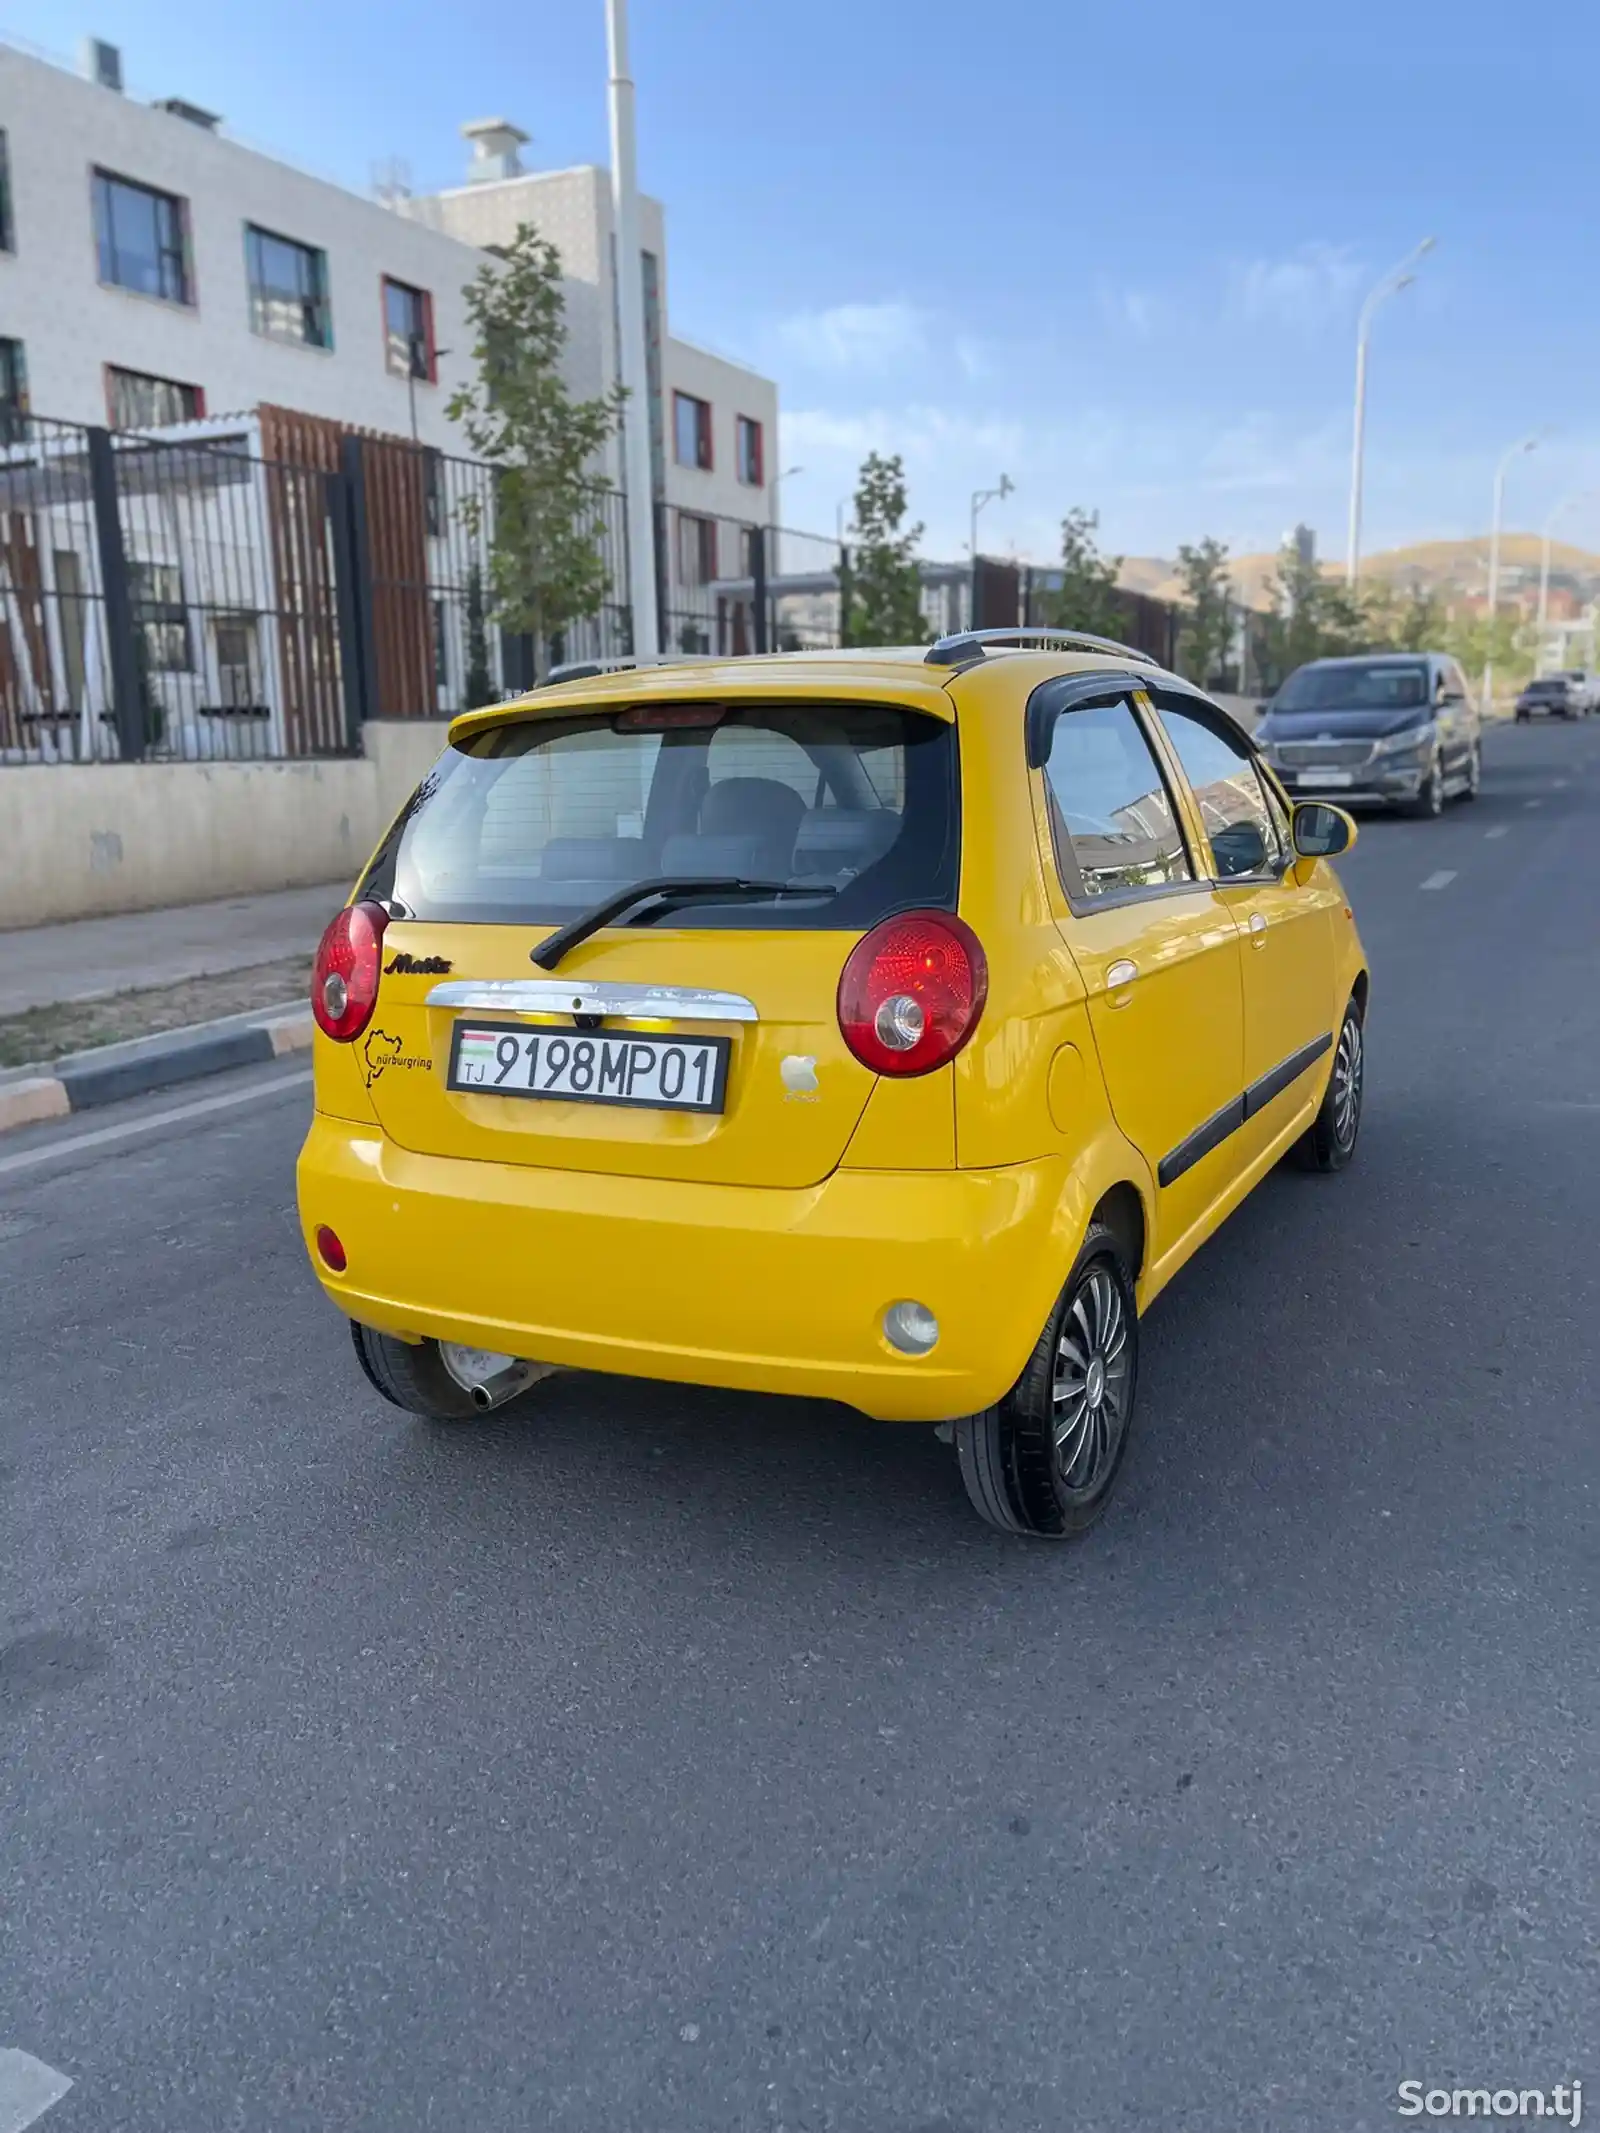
[298,642,1368,1541]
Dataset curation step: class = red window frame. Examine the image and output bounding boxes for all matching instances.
[735,415,764,487]
[102,363,207,427]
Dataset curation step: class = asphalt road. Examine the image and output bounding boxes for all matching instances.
[4,716,1598,2133]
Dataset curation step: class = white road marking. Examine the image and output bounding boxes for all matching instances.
[1485,825,1509,839]
[1420,870,1457,891]
[0,1070,311,1178]
[0,2050,73,2132]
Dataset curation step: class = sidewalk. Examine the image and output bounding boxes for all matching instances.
[0,882,346,1018]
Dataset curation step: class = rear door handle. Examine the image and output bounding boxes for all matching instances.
[1106,959,1138,999]
[1248,912,1268,942]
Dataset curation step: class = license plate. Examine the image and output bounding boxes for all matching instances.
[447,1019,730,1113]
[1298,768,1353,788]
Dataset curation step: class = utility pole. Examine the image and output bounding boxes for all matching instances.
[606,0,659,658]
[969,474,1014,626]
[1484,434,1539,710]
[1346,237,1434,585]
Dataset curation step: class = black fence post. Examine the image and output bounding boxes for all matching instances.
[749,525,769,654]
[335,434,377,740]
[86,426,145,761]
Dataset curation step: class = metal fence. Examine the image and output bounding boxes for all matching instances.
[1,407,1200,763]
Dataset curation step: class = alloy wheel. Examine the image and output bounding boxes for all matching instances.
[1052,1265,1133,1500]
[1332,1014,1364,1150]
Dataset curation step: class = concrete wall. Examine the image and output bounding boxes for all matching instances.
[0,721,451,929]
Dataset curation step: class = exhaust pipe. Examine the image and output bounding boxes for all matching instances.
[467,1360,549,1410]
[439,1343,554,1412]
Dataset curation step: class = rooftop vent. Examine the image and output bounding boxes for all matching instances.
[461,117,529,184]
[80,36,123,92]
[152,96,221,131]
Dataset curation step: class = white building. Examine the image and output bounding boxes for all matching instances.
[0,34,779,540]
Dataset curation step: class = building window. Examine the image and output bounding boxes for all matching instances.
[0,339,28,444]
[735,415,763,488]
[676,512,718,589]
[673,391,713,471]
[129,560,192,673]
[383,277,434,380]
[210,612,263,713]
[246,225,332,349]
[93,170,191,304]
[0,131,13,252]
[107,366,204,429]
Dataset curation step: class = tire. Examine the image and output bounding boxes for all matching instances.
[1515,709,1530,724]
[350,1321,483,1422]
[953,1221,1139,1541]
[1461,743,1482,801]
[1406,752,1445,818]
[1293,999,1365,1173]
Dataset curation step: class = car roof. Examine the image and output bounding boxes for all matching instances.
[1298,651,1440,670]
[446,644,1198,747]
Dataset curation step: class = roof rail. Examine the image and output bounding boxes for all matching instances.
[924,627,1158,670]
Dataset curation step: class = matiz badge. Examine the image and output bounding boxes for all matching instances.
[780,1055,820,1101]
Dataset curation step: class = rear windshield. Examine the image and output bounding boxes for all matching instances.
[359,700,959,929]
[1276,662,1430,711]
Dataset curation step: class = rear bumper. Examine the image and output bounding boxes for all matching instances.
[296,1116,1079,1422]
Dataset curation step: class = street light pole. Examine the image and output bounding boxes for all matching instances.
[606,0,659,660]
[969,474,1014,625]
[1538,488,1599,635]
[1346,237,1435,585]
[1484,434,1540,710]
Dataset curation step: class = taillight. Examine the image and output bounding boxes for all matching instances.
[311,900,389,1042]
[837,911,987,1077]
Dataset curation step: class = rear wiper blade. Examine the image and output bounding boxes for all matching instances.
[531,876,836,971]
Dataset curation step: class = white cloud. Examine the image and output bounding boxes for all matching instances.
[773,300,929,374]
[1096,284,1163,338]
[1230,243,1365,332]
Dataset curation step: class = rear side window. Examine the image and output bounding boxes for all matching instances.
[360,701,958,928]
[1042,699,1193,900]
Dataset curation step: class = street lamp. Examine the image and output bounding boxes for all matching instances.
[1538,488,1599,635]
[770,465,803,528]
[970,474,1014,625]
[1484,433,1541,710]
[606,0,660,658]
[1346,237,1435,585]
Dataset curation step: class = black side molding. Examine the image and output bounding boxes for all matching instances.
[1158,1095,1246,1188]
[1242,1031,1332,1120]
[1157,1030,1334,1187]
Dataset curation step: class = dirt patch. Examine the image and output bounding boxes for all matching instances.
[0,956,311,1070]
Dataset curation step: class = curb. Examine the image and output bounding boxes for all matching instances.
[0,1003,312,1136]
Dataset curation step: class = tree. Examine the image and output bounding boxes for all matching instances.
[843,452,926,644]
[1039,507,1126,640]
[446,224,622,666]
[462,562,495,709]
[1175,536,1233,687]
[1259,539,1369,686]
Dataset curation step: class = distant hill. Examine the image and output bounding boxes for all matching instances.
[1119,536,1600,614]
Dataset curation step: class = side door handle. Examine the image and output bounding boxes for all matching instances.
[1105,958,1138,1003]
[1248,912,1268,945]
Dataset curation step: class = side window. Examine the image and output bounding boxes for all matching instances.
[1157,704,1282,878]
[1042,699,1193,900]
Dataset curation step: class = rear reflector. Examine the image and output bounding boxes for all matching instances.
[315,1225,347,1272]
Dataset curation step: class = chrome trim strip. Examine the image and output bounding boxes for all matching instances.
[425,979,760,1024]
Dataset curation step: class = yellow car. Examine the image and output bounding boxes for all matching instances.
[297,629,1368,1540]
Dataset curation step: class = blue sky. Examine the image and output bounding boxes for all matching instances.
[10,0,1598,564]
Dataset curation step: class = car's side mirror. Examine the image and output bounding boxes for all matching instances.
[1291,801,1356,859]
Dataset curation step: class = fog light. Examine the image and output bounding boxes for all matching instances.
[883,1300,939,1355]
[315,1224,347,1272]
